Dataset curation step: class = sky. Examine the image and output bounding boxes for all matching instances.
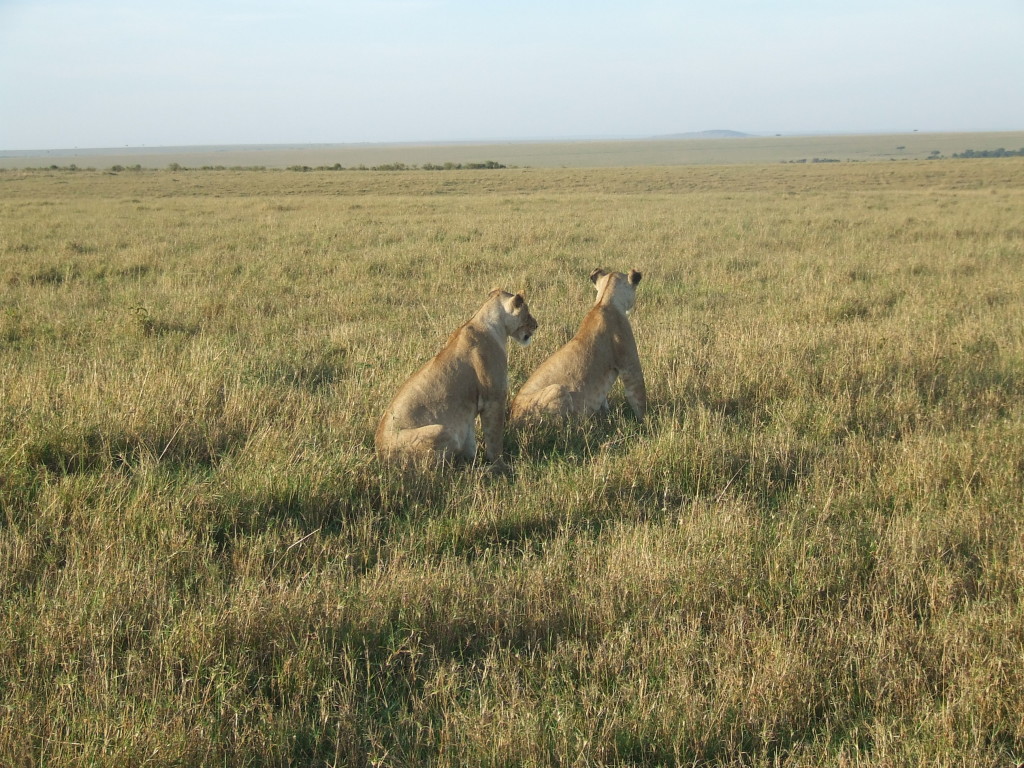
[1,0,1022,151]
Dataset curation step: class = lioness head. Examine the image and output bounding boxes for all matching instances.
[489,289,538,346]
[590,268,642,314]
[508,292,538,346]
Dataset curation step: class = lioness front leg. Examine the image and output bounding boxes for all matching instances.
[619,364,647,420]
[479,399,508,469]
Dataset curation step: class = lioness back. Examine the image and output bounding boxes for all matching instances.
[510,268,646,422]
[376,288,537,469]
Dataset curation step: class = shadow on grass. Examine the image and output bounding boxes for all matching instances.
[506,409,627,466]
[22,421,247,477]
[201,456,473,575]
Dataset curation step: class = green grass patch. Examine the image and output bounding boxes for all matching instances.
[1,160,1023,766]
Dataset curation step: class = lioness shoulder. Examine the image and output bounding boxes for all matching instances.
[510,268,645,422]
[376,288,537,469]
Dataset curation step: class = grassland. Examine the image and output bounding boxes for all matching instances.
[1,159,1023,766]
[3,130,1024,170]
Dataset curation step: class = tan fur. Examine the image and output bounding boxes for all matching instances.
[376,289,537,469]
[510,268,646,422]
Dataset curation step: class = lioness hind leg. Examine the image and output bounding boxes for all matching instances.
[515,384,578,420]
[388,424,474,465]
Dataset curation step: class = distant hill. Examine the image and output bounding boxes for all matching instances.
[654,130,754,139]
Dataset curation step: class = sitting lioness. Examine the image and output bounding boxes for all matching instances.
[510,268,646,422]
[376,288,537,470]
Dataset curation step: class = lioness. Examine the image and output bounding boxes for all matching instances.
[510,268,646,422]
[375,288,537,470]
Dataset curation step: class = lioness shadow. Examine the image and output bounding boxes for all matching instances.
[203,454,469,575]
[507,409,625,466]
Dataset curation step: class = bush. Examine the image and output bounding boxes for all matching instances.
[953,147,1024,158]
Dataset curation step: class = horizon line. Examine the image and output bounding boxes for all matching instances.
[5,128,1024,156]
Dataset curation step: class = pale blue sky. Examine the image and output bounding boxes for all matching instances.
[1,0,1022,150]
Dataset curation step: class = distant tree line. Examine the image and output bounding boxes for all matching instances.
[952,148,1024,159]
[287,161,508,172]
[2,161,510,174]
[421,161,507,170]
[781,158,843,164]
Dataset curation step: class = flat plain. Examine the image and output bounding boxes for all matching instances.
[1,156,1023,766]
[3,130,1024,169]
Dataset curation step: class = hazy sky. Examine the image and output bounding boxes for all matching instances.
[1,0,1022,150]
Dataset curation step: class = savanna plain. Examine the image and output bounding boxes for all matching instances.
[1,158,1023,767]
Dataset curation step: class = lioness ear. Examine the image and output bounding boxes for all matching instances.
[511,293,525,309]
[628,269,642,286]
[590,268,607,284]
[488,288,503,298]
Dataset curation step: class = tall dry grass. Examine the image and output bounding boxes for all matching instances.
[1,160,1023,766]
